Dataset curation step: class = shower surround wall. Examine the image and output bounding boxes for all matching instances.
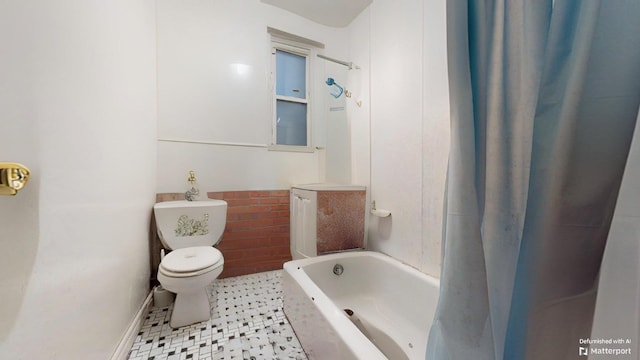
[347,1,450,277]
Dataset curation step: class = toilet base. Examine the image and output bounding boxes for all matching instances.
[157,257,223,329]
[170,288,211,328]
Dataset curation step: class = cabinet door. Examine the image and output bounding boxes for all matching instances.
[291,189,317,259]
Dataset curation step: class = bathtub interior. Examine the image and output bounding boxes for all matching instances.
[289,252,439,359]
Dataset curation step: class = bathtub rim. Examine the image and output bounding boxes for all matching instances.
[285,250,440,289]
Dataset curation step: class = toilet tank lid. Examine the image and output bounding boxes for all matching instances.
[154,199,227,209]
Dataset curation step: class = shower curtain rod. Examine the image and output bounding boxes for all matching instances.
[317,54,360,70]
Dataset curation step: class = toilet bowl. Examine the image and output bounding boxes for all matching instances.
[153,200,228,328]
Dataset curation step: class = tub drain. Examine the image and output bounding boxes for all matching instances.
[333,264,344,276]
[343,308,410,360]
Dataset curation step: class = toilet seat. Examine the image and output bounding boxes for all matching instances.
[160,246,223,278]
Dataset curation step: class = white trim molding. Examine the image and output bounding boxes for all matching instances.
[110,291,154,360]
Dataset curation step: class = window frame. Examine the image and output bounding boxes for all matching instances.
[269,39,314,153]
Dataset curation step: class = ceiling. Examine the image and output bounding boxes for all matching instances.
[261,0,372,28]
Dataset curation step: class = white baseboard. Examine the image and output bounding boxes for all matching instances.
[111,290,154,360]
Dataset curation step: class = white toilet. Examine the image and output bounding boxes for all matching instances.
[153,199,227,328]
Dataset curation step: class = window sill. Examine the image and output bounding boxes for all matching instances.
[267,144,315,153]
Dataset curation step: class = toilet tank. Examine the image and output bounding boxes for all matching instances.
[290,183,366,260]
[153,200,227,250]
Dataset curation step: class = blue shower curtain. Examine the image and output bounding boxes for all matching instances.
[427,1,640,359]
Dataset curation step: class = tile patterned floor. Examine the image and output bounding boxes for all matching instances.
[128,270,308,360]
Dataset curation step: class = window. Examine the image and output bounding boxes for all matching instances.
[271,40,312,151]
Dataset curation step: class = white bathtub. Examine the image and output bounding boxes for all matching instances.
[283,251,440,360]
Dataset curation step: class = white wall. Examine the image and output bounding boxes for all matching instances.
[324,63,352,184]
[590,109,640,359]
[347,8,371,191]
[156,0,352,193]
[420,0,451,277]
[0,1,157,359]
[350,0,449,277]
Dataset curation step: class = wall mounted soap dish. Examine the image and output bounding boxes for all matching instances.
[370,201,391,218]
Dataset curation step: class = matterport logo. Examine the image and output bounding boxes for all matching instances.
[578,338,633,357]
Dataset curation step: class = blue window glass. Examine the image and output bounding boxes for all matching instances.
[276,100,307,146]
[276,50,306,99]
